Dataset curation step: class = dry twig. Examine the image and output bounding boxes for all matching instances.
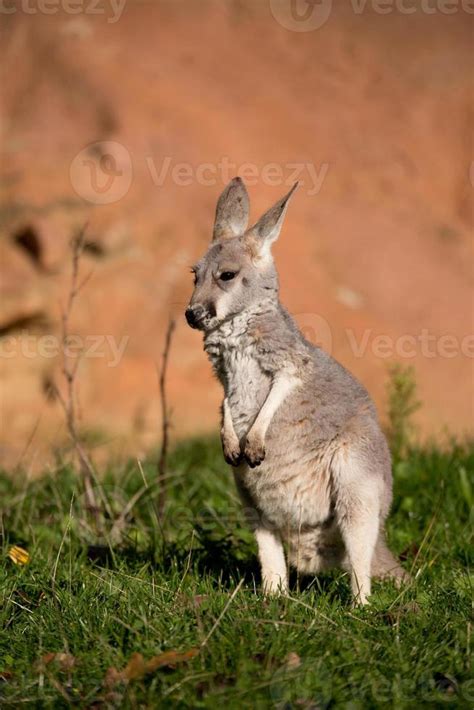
[157,318,176,514]
[53,226,100,523]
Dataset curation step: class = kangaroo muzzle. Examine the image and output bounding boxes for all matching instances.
[185,300,217,329]
[185,304,205,329]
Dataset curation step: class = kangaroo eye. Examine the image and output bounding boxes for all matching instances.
[220,271,236,282]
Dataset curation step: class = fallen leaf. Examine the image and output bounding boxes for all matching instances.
[0,670,13,682]
[41,653,76,672]
[8,546,30,565]
[122,652,147,681]
[285,652,301,669]
[42,652,57,665]
[104,666,123,688]
[104,648,199,686]
[144,649,199,674]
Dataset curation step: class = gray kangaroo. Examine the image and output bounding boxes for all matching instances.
[185,177,406,604]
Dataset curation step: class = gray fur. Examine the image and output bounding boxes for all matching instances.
[186,178,407,603]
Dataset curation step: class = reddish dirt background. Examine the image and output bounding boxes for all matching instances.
[0,1,472,472]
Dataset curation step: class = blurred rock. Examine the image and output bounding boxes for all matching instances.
[0,243,50,331]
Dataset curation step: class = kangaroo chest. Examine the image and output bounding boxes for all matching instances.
[206,328,270,439]
[223,346,270,438]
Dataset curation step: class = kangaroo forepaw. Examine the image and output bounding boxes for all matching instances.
[222,437,242,467]
[224,448,243,467]
[244,434,266,468]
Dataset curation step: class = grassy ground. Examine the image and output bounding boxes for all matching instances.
[0,437,472,708]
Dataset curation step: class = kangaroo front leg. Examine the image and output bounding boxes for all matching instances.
[221,397,242,466]
[244,372,300,467]
[255,526,288,595]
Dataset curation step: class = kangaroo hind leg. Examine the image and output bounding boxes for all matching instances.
[333,449,380,605]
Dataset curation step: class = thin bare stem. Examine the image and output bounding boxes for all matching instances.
[157,318,176,515]
[53,226,101,525]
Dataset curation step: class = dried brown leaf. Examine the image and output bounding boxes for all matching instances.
[104,648,199,686]
[144,648,199,673]
[41,652,76,672]
[122,652,147,681]
[285,652,301,669]
[104,666,123,688]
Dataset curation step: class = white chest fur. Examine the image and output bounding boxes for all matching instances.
[205,318,270,439]
[223,345,269,438]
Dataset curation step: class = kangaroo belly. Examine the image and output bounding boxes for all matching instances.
[238,439,347,574]
[239,438,338,532]
[286,525,346,573]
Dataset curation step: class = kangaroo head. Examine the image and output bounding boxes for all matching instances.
[186,177,297,331]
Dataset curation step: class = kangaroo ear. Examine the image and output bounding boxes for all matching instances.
[212,177,250,242]
[245,183,298,256]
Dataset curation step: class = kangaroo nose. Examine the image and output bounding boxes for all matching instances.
[185,305,205,328]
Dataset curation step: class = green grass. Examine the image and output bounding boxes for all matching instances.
[0,437,472,708]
